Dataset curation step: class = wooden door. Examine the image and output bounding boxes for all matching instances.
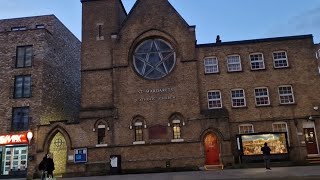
[204,133,220,165]
[304,128,319,154]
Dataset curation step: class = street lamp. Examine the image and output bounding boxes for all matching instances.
[27,131,33,144]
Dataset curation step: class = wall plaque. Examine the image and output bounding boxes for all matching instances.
[149,125,167,140]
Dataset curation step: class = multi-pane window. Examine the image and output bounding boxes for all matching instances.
[231,89,246,107]
[204,57,219,74]
[254,87,270,106]
[278,85,295,104]
[250,53,265,70]
[273,122,288,132]
[273,51,288,68]
[97,124,106,144]
[14,75,31,98]
[134,121,143,141]
[239,124,254,134]
[227,55,242,72]
[172,120,181,139]
[273,122,290,145]
[12,107,29,131]
[207,90,222,109]
[16,46,33,68]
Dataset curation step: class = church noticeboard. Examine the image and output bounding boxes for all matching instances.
[74,148,87,163]
[149,125,167,140]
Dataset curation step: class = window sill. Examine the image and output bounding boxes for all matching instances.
[133,141,145,145]
[231,106,248,109]
[208,107,223,110]
[204,72,220,75]
[250,68,266,71]
[95,144,108,147]
[255,105,272,108]
[273,66,290,69]
[227,70,243,73]
[171,139,184,143]
[279,103,297,106]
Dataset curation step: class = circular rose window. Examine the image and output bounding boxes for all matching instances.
[133,39,176,80]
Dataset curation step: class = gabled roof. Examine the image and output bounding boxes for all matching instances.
[120,0,191,31]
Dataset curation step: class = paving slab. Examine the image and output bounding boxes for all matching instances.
[22,166,320,180]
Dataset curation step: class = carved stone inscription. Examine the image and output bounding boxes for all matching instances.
[135,87,176,102]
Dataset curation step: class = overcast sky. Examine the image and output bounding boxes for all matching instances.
[0,0,319,44]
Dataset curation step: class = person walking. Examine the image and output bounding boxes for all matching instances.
[46,154,55,179]
[38,156,47,180]
[261,142,272,170]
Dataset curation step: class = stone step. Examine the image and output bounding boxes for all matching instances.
[204,164,224,170]
[309,161,320,164]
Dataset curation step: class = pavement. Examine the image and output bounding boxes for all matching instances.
[9,165,320,180]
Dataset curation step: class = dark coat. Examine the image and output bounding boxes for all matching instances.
[38,157,47,171]
[261,145,271,156]
[46,158,55,172]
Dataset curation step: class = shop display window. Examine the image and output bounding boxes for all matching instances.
[237,132,289,156]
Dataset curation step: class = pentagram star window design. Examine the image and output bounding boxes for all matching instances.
[133,39,176,80]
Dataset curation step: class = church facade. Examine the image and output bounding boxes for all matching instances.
[27,0,320,178]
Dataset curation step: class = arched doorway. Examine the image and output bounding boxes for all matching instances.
[204,133,220,165]
[49,132,67,177]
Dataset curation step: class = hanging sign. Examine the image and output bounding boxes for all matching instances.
[0,133,28,145]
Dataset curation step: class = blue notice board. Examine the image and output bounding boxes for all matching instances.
[74,148,87,163]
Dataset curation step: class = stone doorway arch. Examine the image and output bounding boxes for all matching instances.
[204,132,220,165]
[48,132,67,177]
[43,126,72,177]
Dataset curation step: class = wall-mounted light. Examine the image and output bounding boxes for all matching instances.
[167,123,171,127]
[129,125,132,129]
[314,106,319,111]
[27,131,33,144]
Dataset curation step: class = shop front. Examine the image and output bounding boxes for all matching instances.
[237,132,289,163]
[0,132,30,178]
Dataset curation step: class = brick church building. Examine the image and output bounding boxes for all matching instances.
[18,0,320,178]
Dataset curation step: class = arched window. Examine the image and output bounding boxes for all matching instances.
[172,120,181,139]
[97,124,106,144]
[134,121,143,142]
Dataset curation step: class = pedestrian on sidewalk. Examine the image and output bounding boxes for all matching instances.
[46,154,55,180]
[38,156,48,180]
[261,142,272,170]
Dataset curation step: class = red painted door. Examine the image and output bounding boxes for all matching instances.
[304,128,319,154]
[204,133,220,165]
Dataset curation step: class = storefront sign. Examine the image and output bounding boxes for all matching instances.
[0,133,28,145]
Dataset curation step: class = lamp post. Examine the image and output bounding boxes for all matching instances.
[26,131,33,180]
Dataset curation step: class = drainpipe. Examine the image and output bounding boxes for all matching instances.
[294,119,302,161]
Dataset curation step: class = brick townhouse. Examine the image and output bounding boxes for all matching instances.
[0,15,80,178]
